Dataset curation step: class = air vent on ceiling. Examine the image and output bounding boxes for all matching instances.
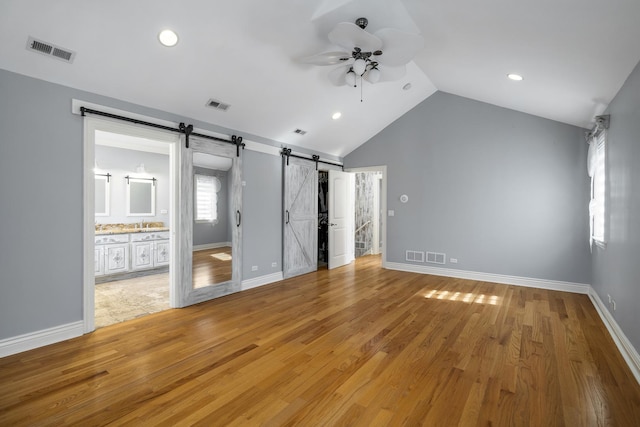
[206,99,231,111]
[26,36,76,63]
[294,128,307,135]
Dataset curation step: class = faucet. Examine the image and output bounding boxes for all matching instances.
[139,219,144,229]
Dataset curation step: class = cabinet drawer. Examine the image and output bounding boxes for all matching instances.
[130,231,170,241]
[95,234,129,245]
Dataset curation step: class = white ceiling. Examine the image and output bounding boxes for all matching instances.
[2,0,640,157]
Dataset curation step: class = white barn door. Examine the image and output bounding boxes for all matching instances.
[283,157,318,278]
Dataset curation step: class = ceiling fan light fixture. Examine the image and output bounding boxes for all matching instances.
[366,67,381,83]
[345,69,357,87]
[353,58,367,75]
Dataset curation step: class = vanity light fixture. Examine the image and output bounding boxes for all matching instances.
[332,112,342,120]
[507,73,523,81]
[158,29,178,47]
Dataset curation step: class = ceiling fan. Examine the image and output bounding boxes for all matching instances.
[302,17,424,87]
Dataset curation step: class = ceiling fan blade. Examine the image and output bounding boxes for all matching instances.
[328,65,352,86]
[378,65,407,82]
[300,51,351,66]
[328,22,382,52]
[374,28,424,66]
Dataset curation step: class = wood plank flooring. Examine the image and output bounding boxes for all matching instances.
[193,246,232,288]
[2,255,640,426]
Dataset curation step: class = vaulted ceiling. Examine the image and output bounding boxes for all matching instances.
[2,0,640,157]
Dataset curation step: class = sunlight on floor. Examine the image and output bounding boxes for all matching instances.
[424,289,501,305]
[211,253,232,261]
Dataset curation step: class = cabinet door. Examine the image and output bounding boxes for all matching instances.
[94,247,105,276]
[104,244,129,274]
[131,241,154,270]
[154,240,170,266]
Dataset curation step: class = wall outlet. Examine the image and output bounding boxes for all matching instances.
[450,258,458,264]
[608,294,612,303]
[612,300,616,311]
[271,262,277,268]
[388,210,395,217]
[251,265,258,271]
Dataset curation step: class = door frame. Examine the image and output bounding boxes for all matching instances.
[345,165,388,268]
[82,117,181,333]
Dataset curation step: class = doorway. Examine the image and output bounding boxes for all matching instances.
[316,167,387,270]
[83,117,180,333]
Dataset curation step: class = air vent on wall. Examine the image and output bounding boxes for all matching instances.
[426,252,446,264]
[206,99,231,111]
[294,128,307,135]
[26,36,76,63]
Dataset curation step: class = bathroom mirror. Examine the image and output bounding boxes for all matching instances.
[126,177,156,216]
[95,174,110,216]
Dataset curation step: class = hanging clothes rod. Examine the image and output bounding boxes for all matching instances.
[80,107,245,154]
[281,148,343,170]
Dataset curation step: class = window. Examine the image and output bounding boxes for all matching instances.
[590,131,606,244]
[195,174,218,222]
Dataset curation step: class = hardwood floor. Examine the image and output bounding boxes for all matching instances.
[2,255,640,426]
[193,246,233,288]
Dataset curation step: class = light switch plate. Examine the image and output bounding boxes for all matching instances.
[388,210,395,216]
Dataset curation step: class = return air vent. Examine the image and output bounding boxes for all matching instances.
[426,252,446,264]
[406,250,425,263]
[206,99,231,111]
[294,128,307,135]
[26,36,76,63]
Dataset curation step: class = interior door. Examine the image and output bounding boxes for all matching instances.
[328,169,354,269]
[177,136,242,307]
[283,156,318,278]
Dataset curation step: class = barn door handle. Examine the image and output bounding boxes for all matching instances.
[330,223,337,226]
[236,210,241,227]
[285,210,290,224]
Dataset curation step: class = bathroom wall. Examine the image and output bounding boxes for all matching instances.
[94,145,170,225]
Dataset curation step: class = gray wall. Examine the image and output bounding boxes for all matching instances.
[591,60,640,351]
[95,145,170,225]
[193,166,230,246]
[241,151,283,279]
[345,91,592,284]
[0,68,291,340]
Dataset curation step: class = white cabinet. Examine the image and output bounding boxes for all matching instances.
[95,231,169,277]
[94,246,104,276]
[130,231,170,271]
[131,241,154,270]
[104,243,130,274]
[95,234,130,276]
[154,240,170,266]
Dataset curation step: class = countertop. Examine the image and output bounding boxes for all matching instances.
[95,227,170,235]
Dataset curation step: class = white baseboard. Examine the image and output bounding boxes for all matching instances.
[242,272,284,291]
[385,262,591,294]
[193,242,231,251]
[588,288,640,385]
[0,321,84,358]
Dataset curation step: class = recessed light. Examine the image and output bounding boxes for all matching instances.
[158,29,178,47]
[507,73,523,81]
[332,112,342,120]
[402,83,412,91]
